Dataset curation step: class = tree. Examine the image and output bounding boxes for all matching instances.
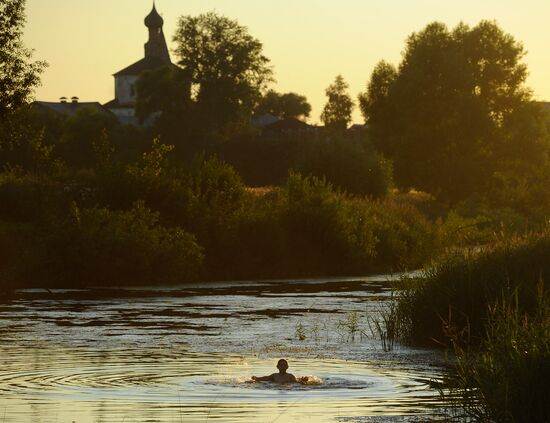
[57,107,118,168]
[256,90,311,119]
[0,0,46,117]
[173,12,273,132]
[321,75,354,131]
[360,21,548,204]
[135,65,197,150]
[358,61,397,146]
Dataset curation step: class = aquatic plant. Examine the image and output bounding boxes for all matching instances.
[444,288,550,422]
[336,311,364,343]
[294,321,306,341]
[367,293,401,351]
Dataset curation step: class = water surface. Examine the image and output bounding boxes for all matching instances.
[0,276,450,422]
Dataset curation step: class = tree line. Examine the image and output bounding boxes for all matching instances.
[1,0,550,288]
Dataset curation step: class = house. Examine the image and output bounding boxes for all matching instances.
[33,96,112,117]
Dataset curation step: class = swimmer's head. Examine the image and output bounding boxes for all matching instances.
[277,359,289,373]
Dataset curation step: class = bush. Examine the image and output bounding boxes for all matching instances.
[222,173,436,280]
[25,202,203,287]
[0,169,68,222]
[216,134,393,198]
[367,197,436,271]
[299,136,393,198]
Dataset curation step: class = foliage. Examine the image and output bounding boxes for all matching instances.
[321,75,354,130]
[256,90,311,119]
[27,202,203,287]
[218,133,394,198]
[173,12,273,132]
[0,169,67,222]
[57,107,119,168]
[0,0,46,117]
[396,230,550,346]
[358,61,397,141]
[135,65,193,127]
[449,290,550,422]
[299,135,393,198]
[361,21,550,204]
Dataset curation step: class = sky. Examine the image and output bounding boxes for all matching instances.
[24,0,550,124]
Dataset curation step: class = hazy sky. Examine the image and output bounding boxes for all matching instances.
[24,0,550,123]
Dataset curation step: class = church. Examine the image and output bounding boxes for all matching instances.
[34,4,173,126]
[103,3,175,125]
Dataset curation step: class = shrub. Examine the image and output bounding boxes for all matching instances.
[26,202,203,287]
[299,136,393,198]
[0,169,68,222]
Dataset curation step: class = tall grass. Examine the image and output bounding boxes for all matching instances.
[367,293,402,352]
[446,287,550,422]
[396,230,550,346]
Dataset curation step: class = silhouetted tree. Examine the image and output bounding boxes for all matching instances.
[358,61,397,147]
[0,0,46,117]
[173,12,273,133]
[135,65,198,150]
[256,90,311,119]
[57,107,118,168]
[321,75,354,131]
[360,21,549,203]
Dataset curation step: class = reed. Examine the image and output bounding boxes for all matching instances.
[395,230,550,346]
[444,287,550,422]
[367,293,402,351]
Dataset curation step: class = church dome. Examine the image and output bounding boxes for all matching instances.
[144,4,163,28]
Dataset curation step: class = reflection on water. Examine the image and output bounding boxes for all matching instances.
[0,276,450,422]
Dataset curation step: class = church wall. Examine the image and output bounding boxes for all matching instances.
[109,107,135,117]
[115,75,139,106]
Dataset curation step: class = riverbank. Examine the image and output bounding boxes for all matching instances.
[394,231,550,422]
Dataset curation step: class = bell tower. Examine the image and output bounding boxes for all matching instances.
[144,3,171,64]
[105,2,174,124]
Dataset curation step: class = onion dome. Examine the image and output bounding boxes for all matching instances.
[144,4,163,28]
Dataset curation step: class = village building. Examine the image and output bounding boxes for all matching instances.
[33,96,111,117]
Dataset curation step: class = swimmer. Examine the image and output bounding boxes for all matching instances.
[251,359,309,384]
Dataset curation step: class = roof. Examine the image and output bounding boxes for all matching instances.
[114,56,177,77]
[348,123,368,131]
[103,98,132,109]
[264,117,312,132]
[33,101,112,116]
[144,4,163,28]
[252,113,280,128]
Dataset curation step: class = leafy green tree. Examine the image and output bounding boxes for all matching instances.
[361,21,549,204]
[173,12,273,132]
[0,0,46,117]
[321,75,354,131]
[256,90,311,119]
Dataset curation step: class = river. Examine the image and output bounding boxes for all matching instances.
[0,275,452,422]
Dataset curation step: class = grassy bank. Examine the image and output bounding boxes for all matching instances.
[396,230,550,346]
[447,291,549,422]
[393,231,550,422]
